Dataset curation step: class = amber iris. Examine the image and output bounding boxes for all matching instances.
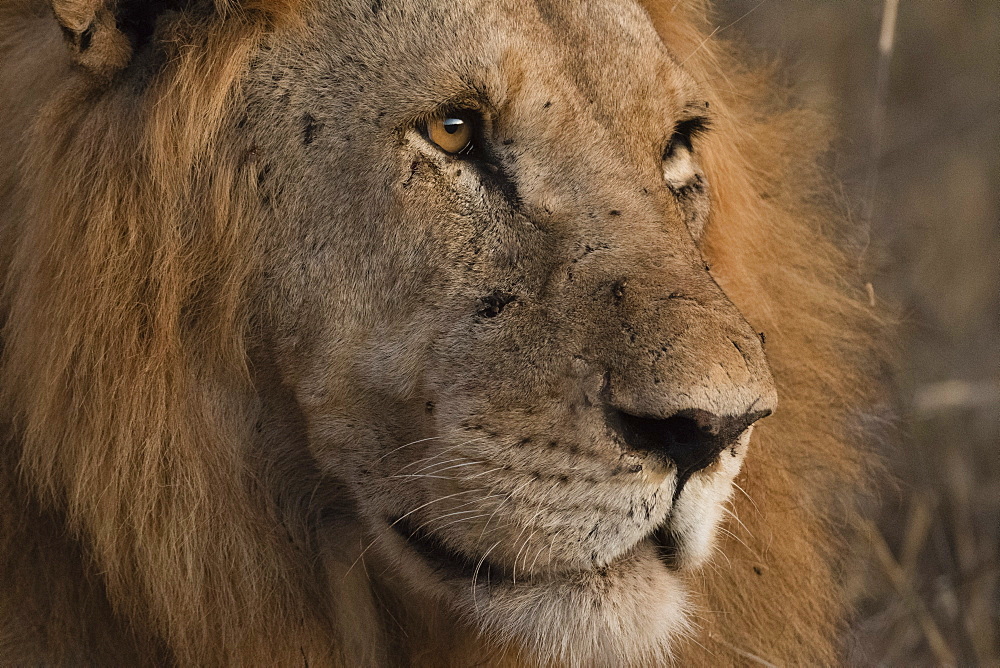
[427,113,474,154]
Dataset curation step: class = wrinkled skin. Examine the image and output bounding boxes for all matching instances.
[240,0,778,659]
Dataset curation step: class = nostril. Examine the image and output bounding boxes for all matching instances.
[609,407,771,482]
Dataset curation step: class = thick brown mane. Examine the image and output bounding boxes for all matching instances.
[1,0,883,664]
[640,3,882,662]
[1,2,329,663]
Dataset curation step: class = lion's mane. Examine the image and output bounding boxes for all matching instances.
[0,0,883,664]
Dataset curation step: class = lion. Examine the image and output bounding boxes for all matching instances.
[0,0,884,665]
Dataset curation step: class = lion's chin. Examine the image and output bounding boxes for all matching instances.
[383,518,692,664]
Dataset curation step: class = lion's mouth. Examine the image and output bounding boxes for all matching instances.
[650,524,682,567]
[390,515,507,582]
[390,513,683,583]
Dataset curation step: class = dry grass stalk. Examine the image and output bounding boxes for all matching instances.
[865,520,957,666]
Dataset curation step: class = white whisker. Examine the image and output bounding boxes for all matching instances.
[373,436,442,464]
[731,481,760,515]
[343,488,483,579]
[471,539,504,612]
[720,504,755,541]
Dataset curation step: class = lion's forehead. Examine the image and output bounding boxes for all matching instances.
[302,0,697,136]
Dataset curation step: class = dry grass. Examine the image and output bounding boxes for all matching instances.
[718,2,1000,664]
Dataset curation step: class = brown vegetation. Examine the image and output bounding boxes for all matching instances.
[720,2,1000,664]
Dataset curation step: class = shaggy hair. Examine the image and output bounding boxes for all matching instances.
[0,0,884,664]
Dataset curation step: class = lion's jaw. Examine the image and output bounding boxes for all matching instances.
[365,430,757,664]
[248,0,777,662]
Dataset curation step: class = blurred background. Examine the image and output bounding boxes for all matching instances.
[718,2,999,665]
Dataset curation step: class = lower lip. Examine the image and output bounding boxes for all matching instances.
[390,516,681,584]
[389,516,505,581]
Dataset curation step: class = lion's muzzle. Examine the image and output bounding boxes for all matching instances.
[607,406,772,492]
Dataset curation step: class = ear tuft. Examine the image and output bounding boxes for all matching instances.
[52,0,133,77]
[51,0,303,77]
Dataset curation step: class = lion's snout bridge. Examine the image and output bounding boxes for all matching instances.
[545,219,779,477]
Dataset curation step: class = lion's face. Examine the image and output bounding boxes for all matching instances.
[248,0,776,658]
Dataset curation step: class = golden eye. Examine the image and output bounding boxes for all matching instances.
[426,112,476,155]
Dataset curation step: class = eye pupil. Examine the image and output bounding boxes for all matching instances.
[443,118,464,134]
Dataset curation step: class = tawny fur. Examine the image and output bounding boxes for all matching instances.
[0,0,883,665]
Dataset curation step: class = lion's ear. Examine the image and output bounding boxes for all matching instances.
[52,0,232,78]
[50,0,142,77]
[51,0,301,77]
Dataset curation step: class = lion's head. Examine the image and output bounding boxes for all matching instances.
[246,2,778,660]
[0,0,881,665]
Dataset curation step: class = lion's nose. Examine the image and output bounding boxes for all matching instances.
[610,408,771,480]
